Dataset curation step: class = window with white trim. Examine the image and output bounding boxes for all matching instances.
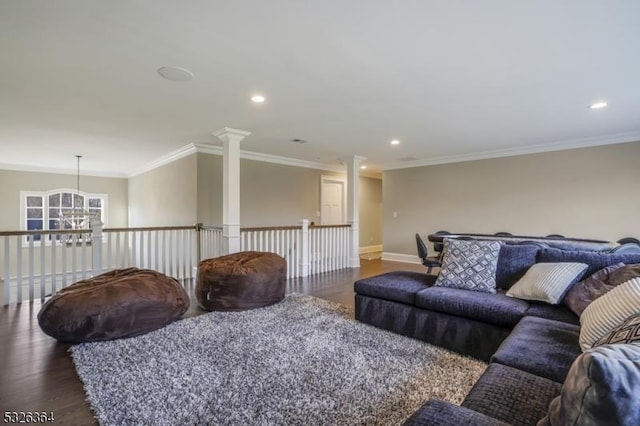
[21,190,108,242]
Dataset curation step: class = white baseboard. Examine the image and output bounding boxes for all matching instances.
[359,244,383,254]
[381,252,422,264]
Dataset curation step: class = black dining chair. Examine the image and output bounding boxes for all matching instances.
[415,233,442,274]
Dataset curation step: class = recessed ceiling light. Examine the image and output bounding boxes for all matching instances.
[360,165,367,170]
[157,66,194,82]
[390,139,400,145]
[589,102,607,109]
[251,95,266,103]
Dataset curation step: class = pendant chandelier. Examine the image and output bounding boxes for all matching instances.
[59,155,101,230]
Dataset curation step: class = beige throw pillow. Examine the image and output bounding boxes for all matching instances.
[579,277,640,351]
[506,262,587,304]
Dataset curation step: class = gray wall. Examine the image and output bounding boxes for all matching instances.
[360,176,382,246]
[239,159,334,227]
[196,153,223,225]
[195,154,331,227]
[0,169,128,231]
[195,154,383,247]
[128,155,198,227]
[383,141,640,255]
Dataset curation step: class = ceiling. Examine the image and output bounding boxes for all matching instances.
[1,1,639,177]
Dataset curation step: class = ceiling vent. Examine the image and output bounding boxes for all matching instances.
[399,156,420,162]
[291,138,309,144]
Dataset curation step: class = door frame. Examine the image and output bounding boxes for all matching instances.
[320,175,347,225]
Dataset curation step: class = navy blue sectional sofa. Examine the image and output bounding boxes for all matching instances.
[355,240,640,425]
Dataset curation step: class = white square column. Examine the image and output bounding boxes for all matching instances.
[345,155,366,268]
[212,127,251,254]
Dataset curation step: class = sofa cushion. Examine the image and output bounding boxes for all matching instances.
[594,312,640,347]
[462,363,562,426]
[495,243,540,290]
[525,302,579,325]
[537,247,640,277]
[354,271,436,305]
[403,399,509,426]
[505,262,587,304]
[491,316,581,383]
[538,343,640,426]
[357,294,511,362]
[562,262,625,316]
[415,287,529,329]
[580,277,640,351]
[434,238,501,293]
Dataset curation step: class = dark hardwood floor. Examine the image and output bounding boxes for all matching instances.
[0,259,424,425]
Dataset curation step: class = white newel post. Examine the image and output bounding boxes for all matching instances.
[212,127,251,255]
[299,219,309,277]
[91,218,103,276]
[345,155,366,268]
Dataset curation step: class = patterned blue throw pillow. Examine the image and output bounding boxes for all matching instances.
[434,238,501,293]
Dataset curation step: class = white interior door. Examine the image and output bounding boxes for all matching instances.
[321,177,346,225]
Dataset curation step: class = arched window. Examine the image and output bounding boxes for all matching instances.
[20,189,108,242]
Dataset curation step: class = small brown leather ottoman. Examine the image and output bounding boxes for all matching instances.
[38,268,190,343]
[196,251,286,311]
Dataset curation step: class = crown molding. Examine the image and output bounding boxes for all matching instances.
[0,162,127,178]
[192,143,344,173]
[193,143,223,156]
[9,130,636,179]
[211,127,252,138]
[359,169,382,179]
[240,149,344,172]
[128,143,345,177]
[382,131,640,171]
[128,144,198,177]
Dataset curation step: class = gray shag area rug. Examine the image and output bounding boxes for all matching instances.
[71,294,486,425]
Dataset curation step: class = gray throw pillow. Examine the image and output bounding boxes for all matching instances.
[538,343,640,426]
[434,238,501,294]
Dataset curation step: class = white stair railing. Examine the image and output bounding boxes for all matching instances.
[103,226,198,281]
[240,225,302,278]
[239,221,351,279]
[197,225,224,262]
[1,228,93,305]
[1,221,352,305]
[309,224,351,275]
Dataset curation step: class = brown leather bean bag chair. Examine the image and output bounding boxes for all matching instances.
[38,267,190,343]
[196,251,286,311]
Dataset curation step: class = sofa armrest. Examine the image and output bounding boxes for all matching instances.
[403,400,511,426]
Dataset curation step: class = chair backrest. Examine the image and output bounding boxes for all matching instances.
[618,237,640,245]
[415,233,429,259]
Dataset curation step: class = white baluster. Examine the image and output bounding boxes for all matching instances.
[51,235,57,294]
[61,235,68,288]
[147,230,152,270]
[40,233,46,300]
[16,237,22,303]
[81,233,87,280]
[28,236,35,302]
[3,237,10,305]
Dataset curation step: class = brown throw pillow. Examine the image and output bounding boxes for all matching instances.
[562,263,624,316]
[608,263,640,287]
